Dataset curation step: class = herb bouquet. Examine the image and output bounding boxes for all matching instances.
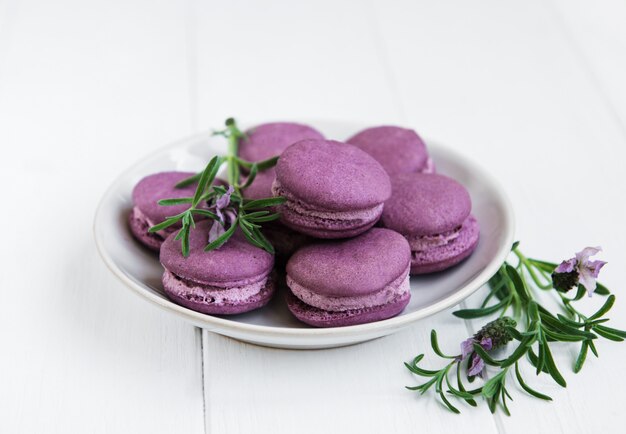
[406,242,622,414]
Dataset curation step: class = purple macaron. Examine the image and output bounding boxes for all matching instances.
[239,121,325,200]
[381,173,479,274]
[238,122,324,163]
[242,169,312,264]
[285,228,412,327]
[129,171,201,251]
[160,220,275,315]
[346,126,435,174]
[272,139,392,238]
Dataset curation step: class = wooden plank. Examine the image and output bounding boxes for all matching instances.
[203,310,498,434]
[196,1,498,433]
[0,1,205,432]
[370,0,626,431]
[551,0,626,133]
[194,0,401,125]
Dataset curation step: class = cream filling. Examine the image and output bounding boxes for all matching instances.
[287,266,410,312]
[134,206,176,239]
[163,270,268,304]
[407,226,461,252]
[272,180,383,222]
[421,157,436,174]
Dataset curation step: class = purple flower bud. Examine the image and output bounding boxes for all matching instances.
[468,353,485,377]
[216,185,234,211]
[457,336,493,377]
[552,247,606,296]
[223,209,237,226]
[576,247,607,296]
[555,258,577,273]
[207,186,237,245]
[459,338,475,361]
[457,318,515,378]
[208,220,225,243]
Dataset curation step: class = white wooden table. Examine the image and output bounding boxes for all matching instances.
[1,1,625,432]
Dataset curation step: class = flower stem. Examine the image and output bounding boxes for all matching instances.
[557,292,587,320]
[223,118,242,191]
[513,248,552,290]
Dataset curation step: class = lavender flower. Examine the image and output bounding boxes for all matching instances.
[208,186,237,243]
[459,337,493,377]
[457,317,516,377]
[214,185,234,221]
[552,247,607,296]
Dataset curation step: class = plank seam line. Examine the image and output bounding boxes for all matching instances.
[362,1,501,428]
[362,3,501,429]
[0,0,19,88]
[186,0,199,133]
[198,328,209,434]
[545,0,626,144]
[363,0,408,123]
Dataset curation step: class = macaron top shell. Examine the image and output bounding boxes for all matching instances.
[160,220,274,284]
[275,139,392,211]
[132,171,200,224]
[286,228,411,297]
[238,122,324,162]
[382,173,471,236]
[346,126,428,174]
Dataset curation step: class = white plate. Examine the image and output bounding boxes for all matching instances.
[94,121,515,349]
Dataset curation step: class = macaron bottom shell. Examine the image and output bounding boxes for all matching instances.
[285,289,410,328]
[410,215,480,274]
[162,270,276,315]
[286,266,410,312]
[278,206,383,239]
[128,206,170,251]
[273,180,384,239]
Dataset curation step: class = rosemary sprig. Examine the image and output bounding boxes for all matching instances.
[406,242,623,414]
[148,118,285,256]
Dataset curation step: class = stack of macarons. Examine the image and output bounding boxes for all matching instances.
[129,171,208,251]
[160,220,276,314]
[128,122,479,327]
[271,139,391,239]
[238,122,324,262]
[285,228,411,327]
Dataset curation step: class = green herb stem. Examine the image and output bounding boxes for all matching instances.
[149,118,284,256]
[408,242,622,415]
[513,248,552,290]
